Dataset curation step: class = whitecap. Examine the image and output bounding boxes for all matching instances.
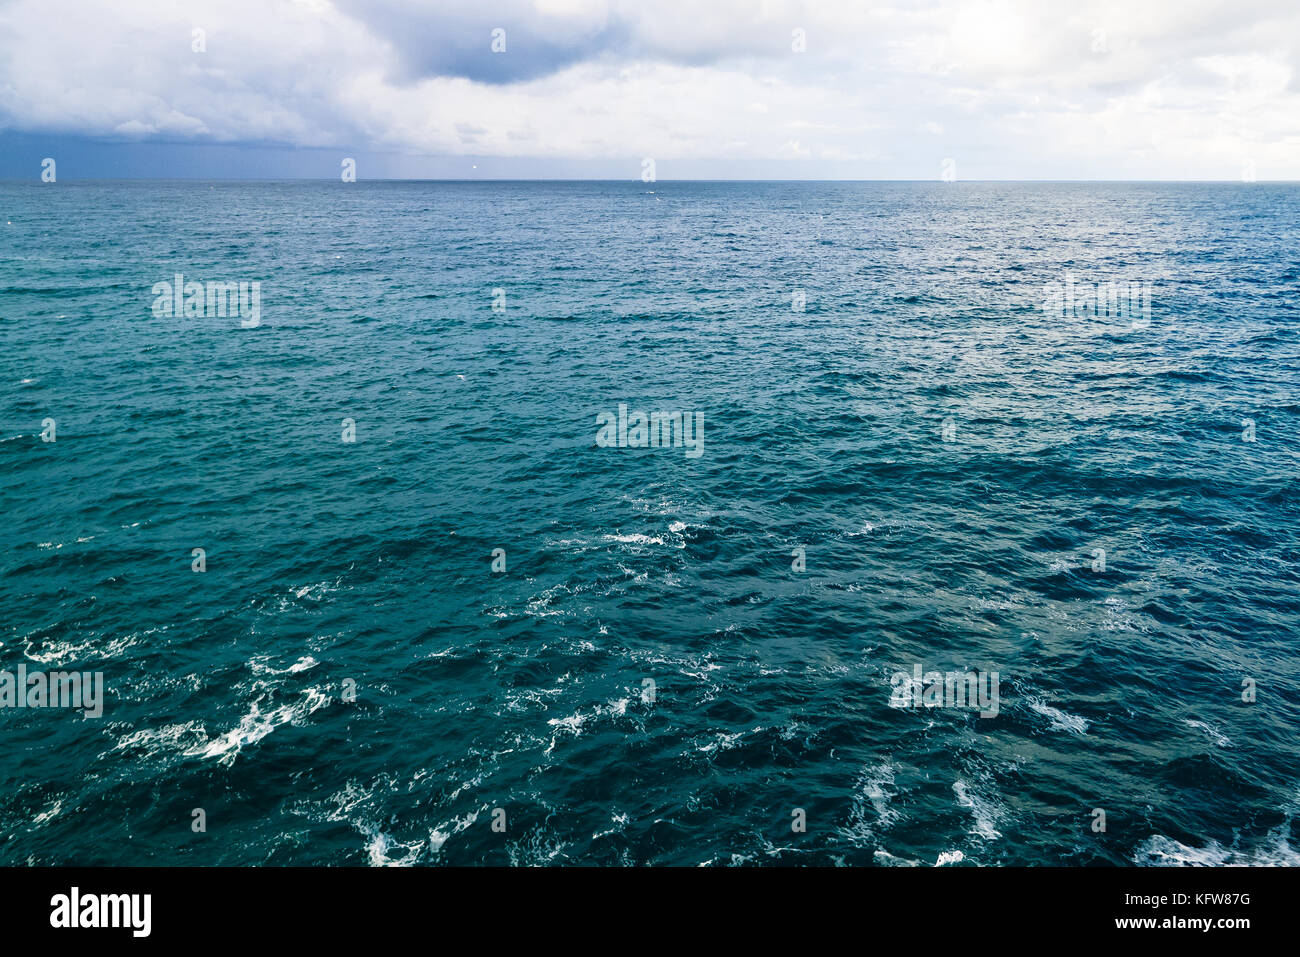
[592,812,630,841]
[506,828,569,866]
[1026,696,1090,735]
[183,688,329,766]
[429,809,481,854]
[953,778,1005,841]
[33,799,63,826]
[361,826,424,867]
[1134,831,1300,867]
[1185,719,1231,748]
[838,761,901,847]
[249,655,319,676]
[603,532,667,546]
[24,632,136,666]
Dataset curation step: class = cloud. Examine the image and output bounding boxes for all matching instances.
[0,0,1297,177]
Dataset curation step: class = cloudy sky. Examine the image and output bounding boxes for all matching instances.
[1,0,1297,179]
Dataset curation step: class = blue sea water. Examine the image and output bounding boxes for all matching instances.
[1,180,1298,866]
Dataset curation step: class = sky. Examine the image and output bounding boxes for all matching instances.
[0,0,1297,179]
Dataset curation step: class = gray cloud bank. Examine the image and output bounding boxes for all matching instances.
[1,0,1297,178]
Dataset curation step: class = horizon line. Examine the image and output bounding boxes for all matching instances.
[2,177,1295,184]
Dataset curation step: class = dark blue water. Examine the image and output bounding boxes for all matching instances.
[2,181,1298,865]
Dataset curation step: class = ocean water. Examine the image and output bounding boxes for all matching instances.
[2,180,1299,866]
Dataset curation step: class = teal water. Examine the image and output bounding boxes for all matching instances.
[2,181,1299,865]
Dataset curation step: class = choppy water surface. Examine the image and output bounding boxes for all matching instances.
[2,180,1298,865]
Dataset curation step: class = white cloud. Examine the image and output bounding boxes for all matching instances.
[1,0,1297,177]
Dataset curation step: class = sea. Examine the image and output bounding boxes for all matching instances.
[1,180,1298,865]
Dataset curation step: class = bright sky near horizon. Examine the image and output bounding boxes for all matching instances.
[1,0,1297,179]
